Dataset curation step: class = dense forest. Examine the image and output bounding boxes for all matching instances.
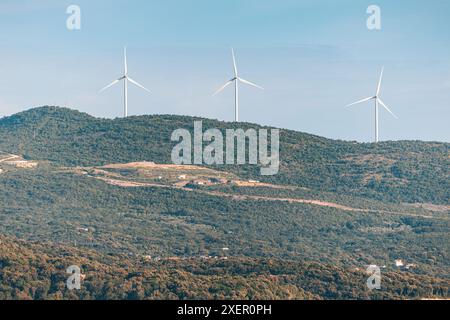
[1,235,448,300]
[0,106,448,300]
[0,106,448,204]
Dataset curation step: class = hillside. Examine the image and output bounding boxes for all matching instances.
[0,106,448,204]
[0,106,448,300]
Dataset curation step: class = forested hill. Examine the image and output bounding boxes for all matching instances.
[0,106,448,204]
[1,234,448,300]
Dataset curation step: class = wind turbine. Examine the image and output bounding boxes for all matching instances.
[347,67,398,143]
[213,48,264,122]
[99,47,151,117]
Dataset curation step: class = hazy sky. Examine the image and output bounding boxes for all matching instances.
[0,0,449,142]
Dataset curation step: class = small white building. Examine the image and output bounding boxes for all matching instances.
[395,259,404,267]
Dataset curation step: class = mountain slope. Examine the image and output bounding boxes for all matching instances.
[1,235,448,300]
[0,106,448,204]
[0,162,448,275]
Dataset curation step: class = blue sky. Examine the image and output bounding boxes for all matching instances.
[0,0,449,142]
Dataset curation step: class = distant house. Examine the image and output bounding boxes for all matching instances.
[167,257,181,261]
[395,259,404,267]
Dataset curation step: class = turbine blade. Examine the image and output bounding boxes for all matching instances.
[346,96,374,107]
[99,78,122,93]
[124,47,128,75]
[378,98,398,119]
[238,77,264,90]
[127,77,151,93]
[212,79,234,96]
[376,67,384,95]
[231,48,238,77]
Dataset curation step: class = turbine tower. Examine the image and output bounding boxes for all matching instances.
[100,47,151,117]
[213,48,263,122]
[347,67,398,143]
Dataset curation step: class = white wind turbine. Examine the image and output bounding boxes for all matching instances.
[347,67,398,143]
[99,47,151,117]
[213,48,264,122]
